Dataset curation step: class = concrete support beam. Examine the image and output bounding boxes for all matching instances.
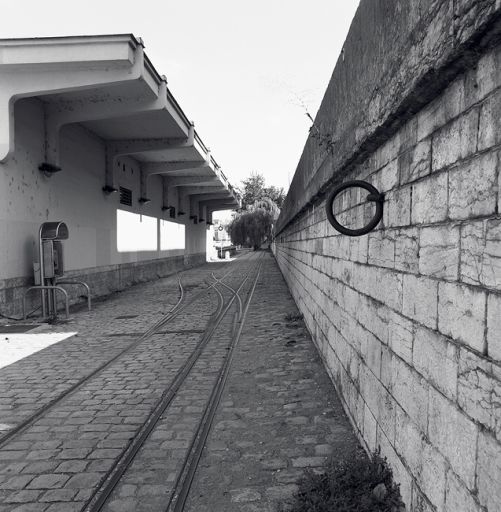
[163,176,220,187]
[139,168,149,203]
[179,189,230,217]
[107,125,194,157]
[206,203,236,211]
[0,39,146,162]
[201,199,237,213]
[161,176,171,211]
[104,126,194,189]
[180,186,228,196]
[140,162,221,206]
[142,159,207,177]
[189,193,234,203]
[190,196,235,220]
[45,81,175,167]
[198,203,207,222]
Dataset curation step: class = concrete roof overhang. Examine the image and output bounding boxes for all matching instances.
[0,34,239,209]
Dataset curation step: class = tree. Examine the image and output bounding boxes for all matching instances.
[241,173,265,208]
[228,209,274,250]
[229,172,284,250]
[240,172,285,209]
[251,197,280,218]
[263,185,285,209]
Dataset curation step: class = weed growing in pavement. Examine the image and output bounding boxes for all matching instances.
[285,451,404,512]
[285,312,303,322]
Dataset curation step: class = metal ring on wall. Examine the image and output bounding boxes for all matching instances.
[325,180,385,237]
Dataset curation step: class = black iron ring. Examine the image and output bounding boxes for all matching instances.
[325,180,385,237]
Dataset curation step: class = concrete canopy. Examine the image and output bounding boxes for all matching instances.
[0,34,240,210]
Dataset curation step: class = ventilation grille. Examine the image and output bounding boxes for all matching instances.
[119,187,132,206]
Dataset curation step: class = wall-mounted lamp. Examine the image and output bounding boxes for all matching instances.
[190,215,198,224]
[102,185,118,195]
[178,211,186,216]
[162,206,176,218]
[138,197,151,205]
[39,163,62,177]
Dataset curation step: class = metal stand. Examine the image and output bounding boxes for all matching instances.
[55,280,91,311]
[23,285,69,320]
[29,221,92,321]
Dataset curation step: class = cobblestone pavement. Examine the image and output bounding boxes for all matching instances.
[0,251,361,511]
[185,253,360,511]
[0,264,223,438]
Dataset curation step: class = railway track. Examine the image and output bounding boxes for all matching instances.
[82,253,264,512]
[0,251,264,512]
[0,252,256,450]
[167,261,262,512]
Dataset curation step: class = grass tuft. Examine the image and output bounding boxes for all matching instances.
[285,312,303,322]
[285,452,404,512]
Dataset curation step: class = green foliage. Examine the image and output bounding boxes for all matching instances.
[286,452,404,512]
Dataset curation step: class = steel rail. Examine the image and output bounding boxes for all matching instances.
[166,258,263,512]
[0,274,185,449]
[211,271,243,323]
[0,252,260,448]
[83,258,261,512]
[0,254,247,449]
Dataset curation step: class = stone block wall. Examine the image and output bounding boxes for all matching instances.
[1,252,206,318]
[274,2,501,511]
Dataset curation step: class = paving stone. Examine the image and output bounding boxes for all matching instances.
[57,448,92,460]
[39,488,77,502]
[26,474,69,490]
[0,475,34,490]
[314,444,334,456]
[25,451,58,461]
[265,484,299,501]
[21,462,58,475]
[230,488,262,502]
[63,472,102,489]
[10,504,48,512]
[107,498,139,512]
[6,489,42,503]
[45,503,84,512]
[54,460,89,473]
[291,456,327,468]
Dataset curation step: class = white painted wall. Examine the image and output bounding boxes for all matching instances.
[0,97,204,281]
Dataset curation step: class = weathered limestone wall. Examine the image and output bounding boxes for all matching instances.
[0,97,206,315]
[274,1,501,511]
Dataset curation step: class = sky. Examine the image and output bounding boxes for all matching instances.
[3,0,360,194]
